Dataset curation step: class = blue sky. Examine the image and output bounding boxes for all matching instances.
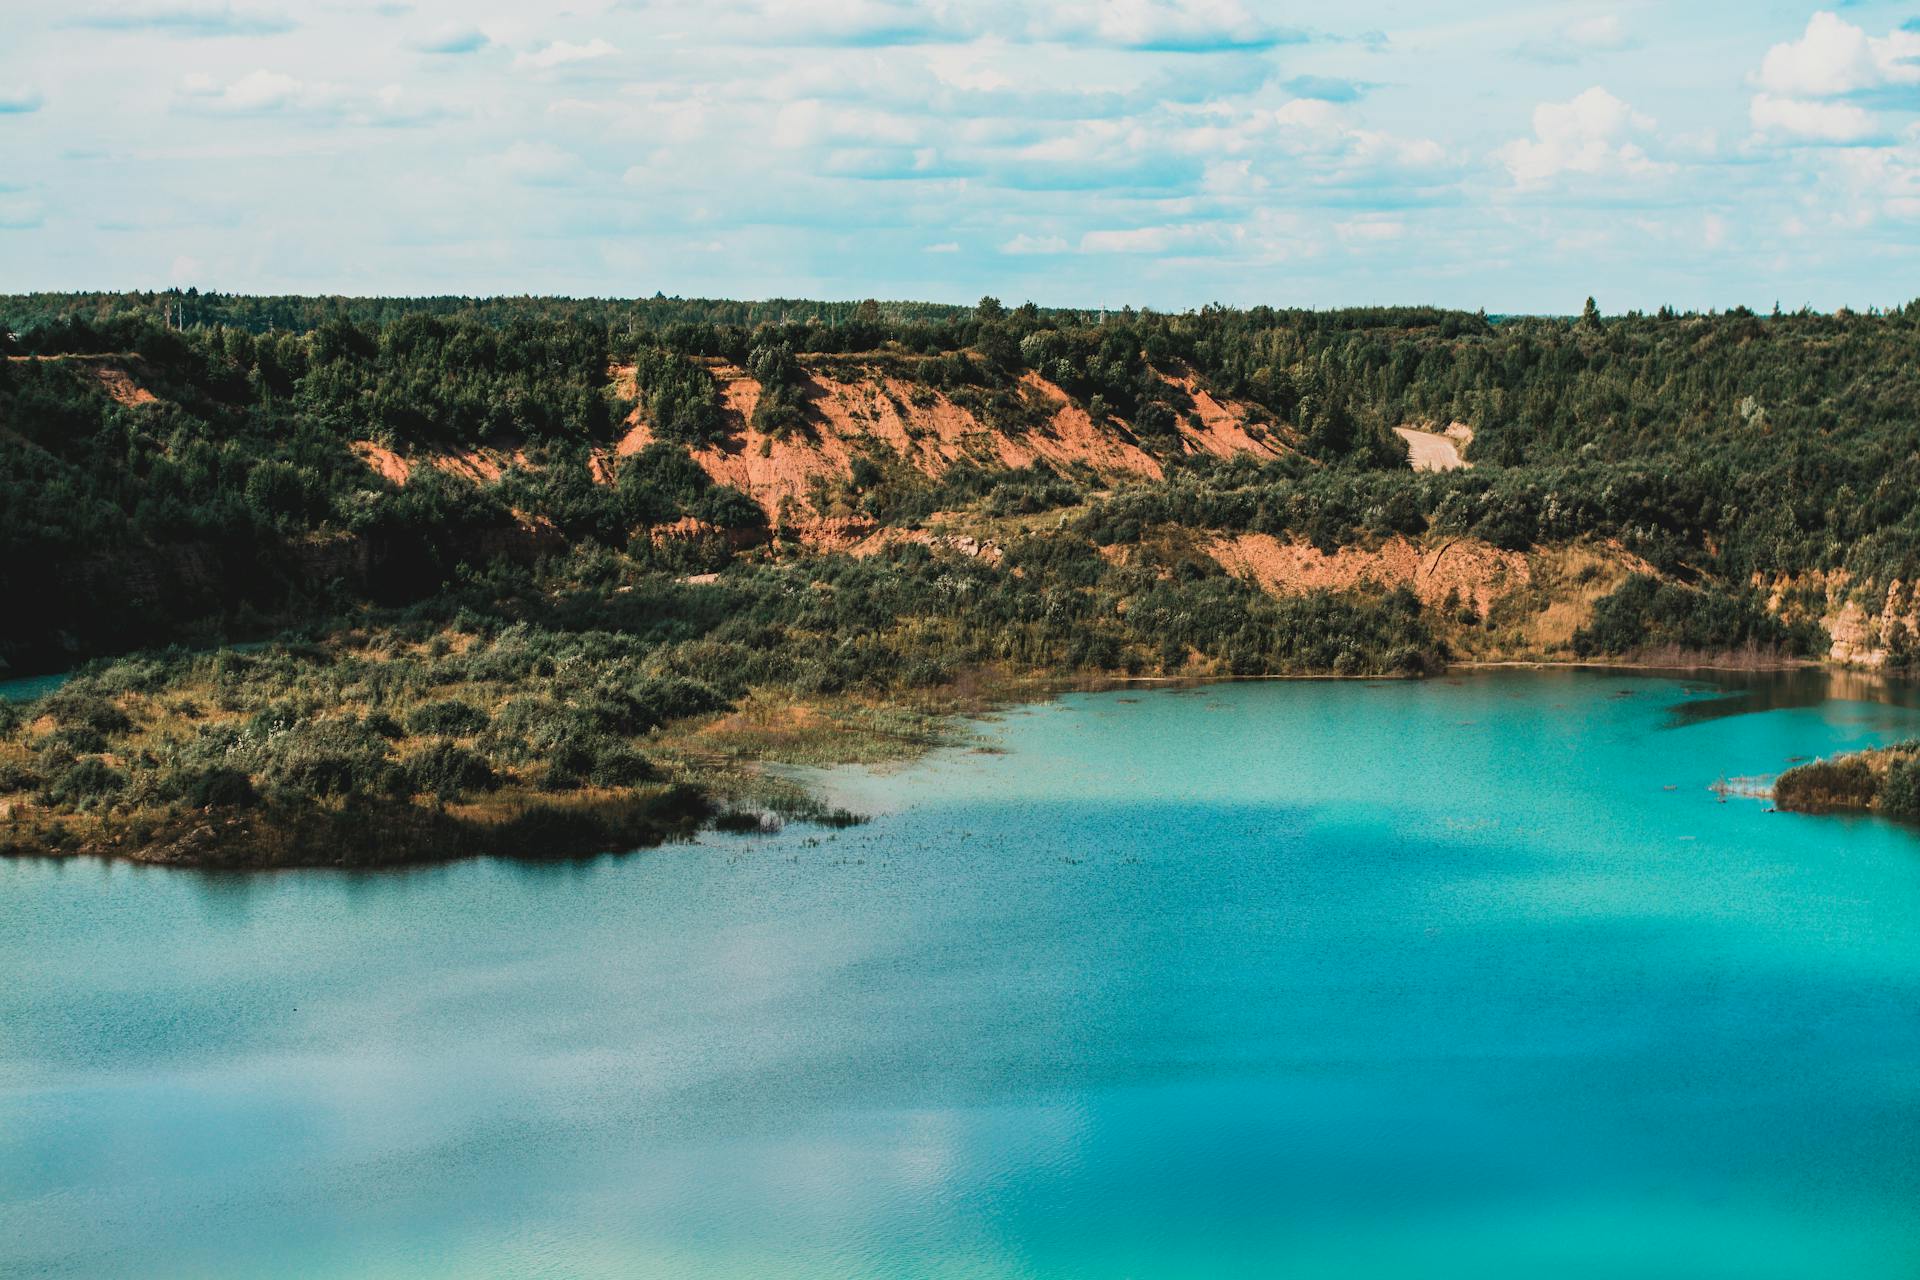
[3,1,1919,311]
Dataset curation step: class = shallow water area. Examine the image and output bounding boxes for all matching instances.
[3,669,1918,1278]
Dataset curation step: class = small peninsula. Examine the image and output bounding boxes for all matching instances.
[1774,741,1920,819]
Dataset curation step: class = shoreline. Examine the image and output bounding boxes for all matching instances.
[6,657,1904,871]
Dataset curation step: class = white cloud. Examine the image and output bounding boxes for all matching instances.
[1169,97,1447,199]
[1746,13,1920,148]
[22,0,1920,310]
[1000,233,1069,254]
[483,142,579,185]
[585,0,1294,53]
[1755,11,1920,98]
[924,44,1012,92]
[411,23,489,55]
[174,70,442,124]
[66,1,295,37]
[1825,124,1920,221]
[514,38,618,71]
[0,86,46,114]
[0,193,44,229]
[1079,224,1213,253]
[179,68,304,111]
[772,100,921,148]
[1500,86,1662,189]
[702,0,971,48]
[1750,92,1878,144]
[1336,215,1405,243]
[1520,13,1635,62]
[1273,97,1343,133]
[1031,0,1299,51]
[1567,15,1631,52]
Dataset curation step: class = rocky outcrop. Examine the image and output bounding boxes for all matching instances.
[1764,572,1918,667]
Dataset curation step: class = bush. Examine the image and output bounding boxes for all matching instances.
[1774,756,1878,812]
[405,699,489,737]
[41,690,133,736]
[405,740,498,800]
[43,757,125,808]
[0,761,43,793]
[487,697,581,759]
[35,726,108,758]
[1572,575,1817,658]
[1880,756,1920,819]
[542,736,656,790]
[586,744,655,787]
[365,711,405,739]
[251,718,403,800]
[182,767,259,809]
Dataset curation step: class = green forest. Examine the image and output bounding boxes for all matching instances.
[3,289,1917,862]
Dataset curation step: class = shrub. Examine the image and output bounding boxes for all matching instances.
[405,699,489,737]
[542,736,655,790]
[1774,756,1878,812]
[251,718,403,800]
[586,744,655,787]
[486,697,575,760]
[635,676,728,723]
[41,690,133,736]
[35,726,108,759]
[1880,755,1920,819]
[405,740,498,800]
[365,711,405,739]
[0,761,43,793]
[43,758,125,808]
[1572,575,1817,658]
[182,767,259,809]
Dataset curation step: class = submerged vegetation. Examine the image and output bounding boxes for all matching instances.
[4,289,1919,860]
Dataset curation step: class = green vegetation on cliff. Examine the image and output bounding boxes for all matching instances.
[6,289,1920,860]
[6,291,1920,669]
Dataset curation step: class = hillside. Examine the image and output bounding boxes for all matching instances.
[9,294,1919,667]
[2,292,1919,862]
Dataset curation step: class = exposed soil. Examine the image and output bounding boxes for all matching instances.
[93,365,159,407]
[350,441,411,485]
[1393,422,1473,472]
[1206,532,1529,613]
[347,441,530,488]
[595,356,1291,535]
[1166,370,1290,462]
[357,355,1300,546]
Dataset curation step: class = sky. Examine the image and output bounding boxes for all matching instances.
[3,1,1919,312]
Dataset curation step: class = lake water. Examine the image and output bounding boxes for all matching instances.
[4,671,1920,1278]
[0,673,71,704]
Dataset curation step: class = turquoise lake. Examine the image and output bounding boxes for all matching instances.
[4,670,1920,1278]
